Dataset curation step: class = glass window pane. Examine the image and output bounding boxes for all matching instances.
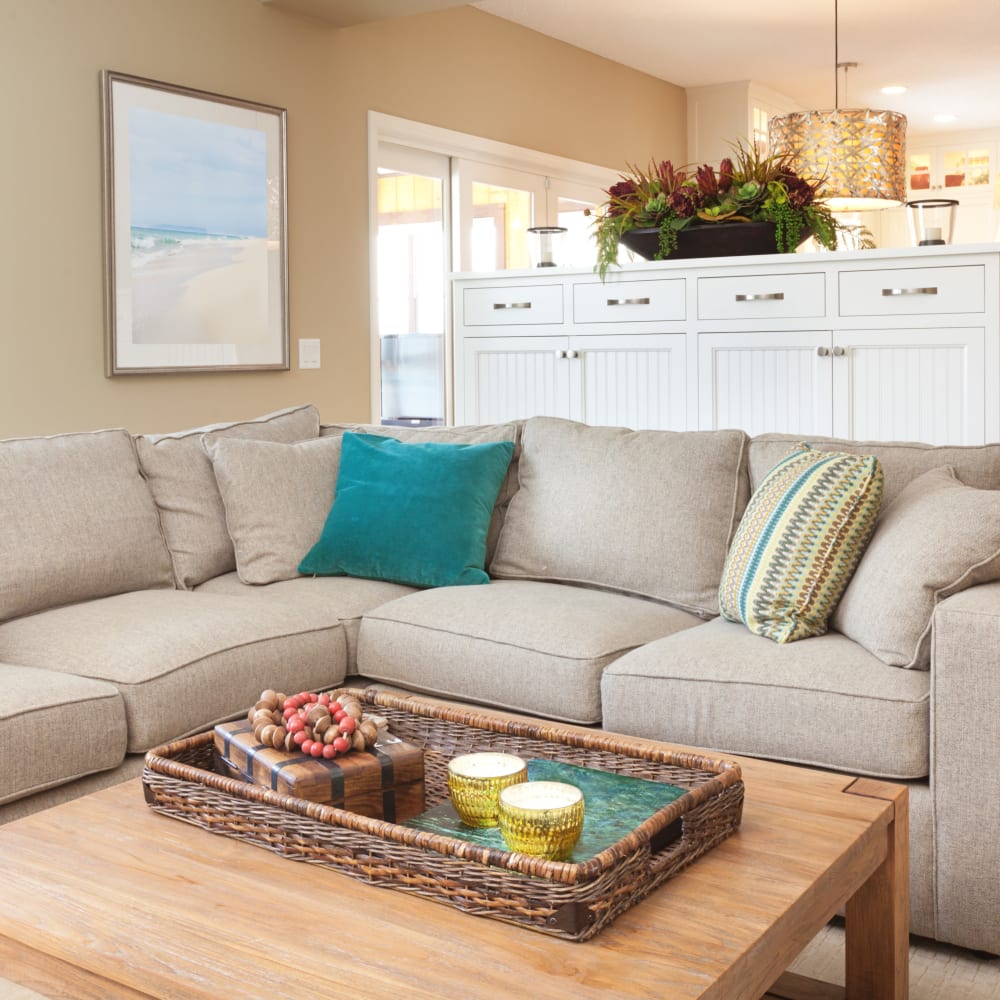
[376,168,445,423]
[909,152,931,190]
[471,182,532,270]
[557,194,598,267]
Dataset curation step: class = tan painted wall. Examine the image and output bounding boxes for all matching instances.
[0,1,685,437]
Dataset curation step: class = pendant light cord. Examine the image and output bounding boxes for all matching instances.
[834,0,839,110]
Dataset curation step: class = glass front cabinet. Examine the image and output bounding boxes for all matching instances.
[907,141,994,194]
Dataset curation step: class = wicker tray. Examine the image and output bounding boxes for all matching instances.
[143,689,744,941]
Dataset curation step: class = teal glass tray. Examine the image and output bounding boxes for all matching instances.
[404,758,685,862]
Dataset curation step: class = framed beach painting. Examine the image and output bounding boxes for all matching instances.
[101,71,288,374]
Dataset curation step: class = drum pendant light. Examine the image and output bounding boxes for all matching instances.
[768,0,907,210]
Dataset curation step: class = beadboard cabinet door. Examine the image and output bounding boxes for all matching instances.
[571,333,686,430]
[459,335,571,425]
[697,327,987,444]
[459,333,686,429]
[832,327,986,445]
[697,330,835,438]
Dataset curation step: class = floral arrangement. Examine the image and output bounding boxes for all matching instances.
[590,140,871,275]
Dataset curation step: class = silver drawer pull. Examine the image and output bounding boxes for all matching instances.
[734,292,785,302]
[493,301,531,310]
[606,297,651,306]
[882,287,938,297]
[817,346,830,357]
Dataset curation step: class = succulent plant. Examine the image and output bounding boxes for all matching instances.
[589,139,872,276]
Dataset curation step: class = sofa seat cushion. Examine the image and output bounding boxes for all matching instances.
[601,617,930,779]
[0,591,347,752]
[0,663,127,805]
[357,580,703,724]
[196,572,416,672]
[490,417,749,617]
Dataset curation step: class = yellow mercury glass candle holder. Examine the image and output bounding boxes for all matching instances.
[497,781,585,861]
[447,752,527,827]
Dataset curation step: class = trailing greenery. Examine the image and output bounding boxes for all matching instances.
[588,140,874,277]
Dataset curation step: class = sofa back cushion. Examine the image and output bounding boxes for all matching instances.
[489,417,750,616]
[832,466,1000,669]
[0,429,174,622]
[135,405,320,589]
[205,435,344,585]
[750,433,1000,507]
[319,421,521,566]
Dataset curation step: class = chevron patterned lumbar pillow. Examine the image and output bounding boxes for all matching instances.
[719,443,884,643]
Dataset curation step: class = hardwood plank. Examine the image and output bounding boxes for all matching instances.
[0,937,151,999]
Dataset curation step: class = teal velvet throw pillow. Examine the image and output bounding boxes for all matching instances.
[298,433,514,588]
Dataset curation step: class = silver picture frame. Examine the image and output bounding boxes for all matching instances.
[101,71,288,375]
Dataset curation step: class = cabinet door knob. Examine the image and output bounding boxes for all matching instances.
[735,292,785,302]
[566,349,579,359]
[832,346,846,357]
[555,349,567,359]
[493,301,532,310]
[881,287,938,297]
[816,346,830,357]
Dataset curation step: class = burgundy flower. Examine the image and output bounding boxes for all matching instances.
[696,164,719,198]
[781,172,817,209]
[656,160,685,192]
[608,179,637,200]
[605,178,639,216]
[668,189,696,218]
[718,158,734,192]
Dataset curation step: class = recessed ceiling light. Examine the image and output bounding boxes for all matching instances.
[881,85,907,95]
[934,114,957,123]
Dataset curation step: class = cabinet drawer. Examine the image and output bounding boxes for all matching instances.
[697,272,825,320]
[838,265,985,316]
[573,278,685,323]
[462,285,563,326]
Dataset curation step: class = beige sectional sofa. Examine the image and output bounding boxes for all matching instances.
[1,403,998,958]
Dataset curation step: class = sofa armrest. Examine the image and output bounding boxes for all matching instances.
[931,581,1000,954]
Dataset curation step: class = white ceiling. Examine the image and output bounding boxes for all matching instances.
[474,0,1000,136]
[260,0,1000,136]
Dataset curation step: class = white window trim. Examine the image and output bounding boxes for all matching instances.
[367,111,617,424]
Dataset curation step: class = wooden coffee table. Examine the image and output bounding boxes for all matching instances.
[0,709,907,1000]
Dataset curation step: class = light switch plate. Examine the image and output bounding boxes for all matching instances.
[298,338,320,369]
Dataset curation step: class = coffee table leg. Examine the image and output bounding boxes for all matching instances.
[844,779,909,1000]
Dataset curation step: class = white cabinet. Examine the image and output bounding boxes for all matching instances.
[452,247,1000,445]
[833,327,985,445]
[908,142,994,195]
[460,335,569,424]
[697,327,986,444]
[460,333,686,430]
[698,330,834,437]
